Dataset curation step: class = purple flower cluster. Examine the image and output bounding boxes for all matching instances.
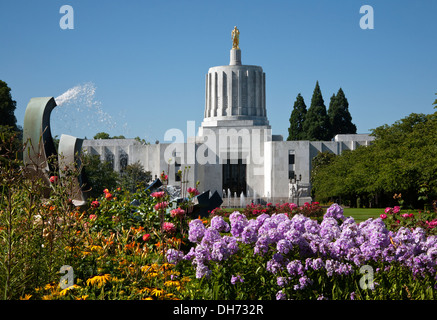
[230,274,244,285]
[178,216,239,278]
[323,203,345,221]
[176,204,437,294]
[166,248,184,264]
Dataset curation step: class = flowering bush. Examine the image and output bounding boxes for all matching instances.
[381,206,437,236]
[212,201,324,221]
[171,204,437,300]
[2,130,437,301]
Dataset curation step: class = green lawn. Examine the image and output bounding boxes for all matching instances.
[343,208,383,222]
[220,207,384,222]
[224,208,384,222]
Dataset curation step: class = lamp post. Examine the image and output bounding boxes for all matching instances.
[294,174,302,206]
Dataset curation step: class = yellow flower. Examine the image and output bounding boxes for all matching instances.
[138,287,151,294]
[19,294,32,300]
[151,288,164,297]
[59,284,80,296]
[44,283,56,291]
[140,265,151,273]
[86,274,111,287]
[164,280,180,287]
[76,295,89,300]
[89,245,103,252]
[142,297,153,300]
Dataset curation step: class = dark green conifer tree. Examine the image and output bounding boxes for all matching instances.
[0,80,18,130]
[287,93,307,141]
[302,81,331,141]
[328,88,357,137]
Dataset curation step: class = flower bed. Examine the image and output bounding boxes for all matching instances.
[169,203,437,299]
[2,159,437,300]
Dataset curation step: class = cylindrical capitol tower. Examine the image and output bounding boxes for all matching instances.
[202,27,269,127]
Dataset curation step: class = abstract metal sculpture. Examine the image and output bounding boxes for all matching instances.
[58,134,86,206]
[23,97,86,206]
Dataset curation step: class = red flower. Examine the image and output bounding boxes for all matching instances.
[105,192,113,200]
[380,214,387,219]
[103,188,109,194]
[142,233,151,241]
[91,200,100,208]
[89,214,97,220]
[49,176,59,183]
[160,171,168,181]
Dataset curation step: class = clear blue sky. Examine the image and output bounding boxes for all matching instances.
[1,0,436,142]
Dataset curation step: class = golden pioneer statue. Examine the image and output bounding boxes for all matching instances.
[231,26,240,49]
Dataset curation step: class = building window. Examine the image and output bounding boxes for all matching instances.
[288,151,295,181]
[120,153,128,172]
[175,160,181,182]
[105,152,114,171]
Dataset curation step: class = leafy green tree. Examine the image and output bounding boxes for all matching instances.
[119,161,151,193]
[93,132,111,139]
[0,80,17,131]
[302,81,331,141]
[312,110,437,208]
[287,93,307,141]
[328,88,357,137]
[81,153,119,199]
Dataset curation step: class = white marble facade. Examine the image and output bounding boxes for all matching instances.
[83,46,375,203]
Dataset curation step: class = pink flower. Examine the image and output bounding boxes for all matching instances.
[385,207,392,214]
[288,203,298,210]
[151,191,165,198]
[426,220,437,229]
[393,206,401,214]
[154,201,168,211]
[89,214,97,220]
[162,222,176,233]
[401,213,414,218]
[187,187,200,197]
[103,188,109,194]
[380,214,387,219]
[266,202,272,207]
[170,207,186,218]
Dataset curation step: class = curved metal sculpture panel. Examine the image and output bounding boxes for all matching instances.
[23,97,58,190]
[58,134,86,206]
[23,97,86,206]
